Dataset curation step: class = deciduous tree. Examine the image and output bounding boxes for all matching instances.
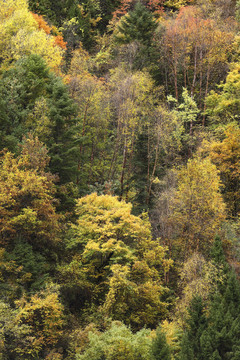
[169,157,226,259]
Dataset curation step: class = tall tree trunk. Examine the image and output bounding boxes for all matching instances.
[202,65,210,126]
[120,136,128,200]
[191,46,198,98]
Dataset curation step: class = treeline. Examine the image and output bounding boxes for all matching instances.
[1,0,240,359]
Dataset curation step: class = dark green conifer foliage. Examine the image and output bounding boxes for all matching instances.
[28,0,100,49]
[115,1,157,46]
[6,240,50,292]
[46,76,80,183]
[0,54,50,152]
[178,240,240,360]
[210,235,227,266]
[179,296,208,360]
[206,271,240,359]
[131,132,149,214]
[151,326,171,360]
[210,236,230,293]
[0,55,79,183]
[211,350,221,360]
[28,0,56,22]
[199,329,214,359]
[98,0,121,31]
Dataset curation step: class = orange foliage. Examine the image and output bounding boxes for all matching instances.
[112,0,132,20]
[54,35,67,50]
[147,0,165,15]
[112,0,164,21]
[31,13,67,50]
[31,13,51,34]
[163,6,234,101]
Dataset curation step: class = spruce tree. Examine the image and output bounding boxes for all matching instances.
[115,1,157,47]
[47,75,80,183]
[179,296,208,360]
[151,326,171,360]
[210,235,228,267]
[206,271,240,359]
[0,54,80,184]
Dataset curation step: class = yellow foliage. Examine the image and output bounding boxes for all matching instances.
[208,123,240,216]
[175,252,220,325]
[161,320,182,359]
[11,28,63,69]
[0,0,63,70]
[0,0,29,20]
[15,289,64,357]
[169,157,226,258]
[67,193,172,329]
[164,0,194,8]
[25,98,52,141]
[71,193,152,249]
[0,151,60,246]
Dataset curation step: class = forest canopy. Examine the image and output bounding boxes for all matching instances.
[0,0,240,359]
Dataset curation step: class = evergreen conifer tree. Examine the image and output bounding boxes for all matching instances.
[179,296,208,360]
[0,55,80,184]
[115,1,157,47]
[151,326,171,360]
[206,271,240,359]
[210,235,228,267]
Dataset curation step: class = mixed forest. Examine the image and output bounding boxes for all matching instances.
[1,0,240,358]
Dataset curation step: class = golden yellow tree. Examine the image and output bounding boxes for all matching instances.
[169,157,226,259]
[0,150,60,248]
[0,0,63,70]
[208,123,240,217]
[61,193,172,329]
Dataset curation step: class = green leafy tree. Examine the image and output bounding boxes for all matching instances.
[0,301,32,360]
[168,88,200,158]
[76,321,152,360]
[205,63,240,125]
[59,193,172,328]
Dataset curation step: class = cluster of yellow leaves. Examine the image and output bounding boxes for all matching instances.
[206,63,240,122]
[0,0,64,70]
[175,252,221,325]
[0,151,60,247]
[169,157,226,258]
[64,193,173,329]
[161,320,182,360]
[15,290,64,357]
[71,193,152,249]
[207,123,240,216]
[164,0,194,9]
[102,261,169,328]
